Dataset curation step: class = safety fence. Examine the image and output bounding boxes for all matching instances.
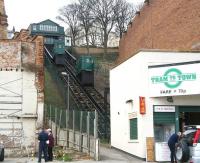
[44,104,99,160]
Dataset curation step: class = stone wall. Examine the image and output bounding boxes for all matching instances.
[74,46,118,55]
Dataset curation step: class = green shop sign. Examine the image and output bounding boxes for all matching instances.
[151,68,196,89]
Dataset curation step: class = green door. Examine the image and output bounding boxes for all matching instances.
[154,112,175,124]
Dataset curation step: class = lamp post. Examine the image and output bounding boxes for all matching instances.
[61,71,70,147]
[61,72,70,111]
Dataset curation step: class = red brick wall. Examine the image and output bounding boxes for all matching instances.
[33,36,44,101]
[13,31,44,101]
[118,0,200,64]
[0,40,21,69]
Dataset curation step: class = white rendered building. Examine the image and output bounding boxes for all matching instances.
[110,50,200,161]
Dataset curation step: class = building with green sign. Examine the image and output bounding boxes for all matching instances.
[110,50,200,161]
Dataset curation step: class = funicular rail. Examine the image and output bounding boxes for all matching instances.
[45,47,110,138]
[62,52,110,138]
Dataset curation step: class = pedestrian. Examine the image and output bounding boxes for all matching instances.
[47,128,54,161]
[38,127,49,163]
[168,131,182,163]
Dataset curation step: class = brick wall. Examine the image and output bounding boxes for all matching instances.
[13,29,45,127]
[0,33,45,152]
[118,0,200,64]
[21,42,35,71]
[14,31,45,102]
[0,0,7,39]
[13,29,32,42]
[33,36,44,102]
[0,40,21,69]
[0,35,44,98]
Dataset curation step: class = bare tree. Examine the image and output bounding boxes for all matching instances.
[77,0,94,54]
[114,0,136,38]
[88,0,118,57]
[57,3,80,47]
[89,25,104,47]
[57,0,136,50]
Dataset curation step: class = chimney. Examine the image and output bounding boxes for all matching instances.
[0,0,8,39]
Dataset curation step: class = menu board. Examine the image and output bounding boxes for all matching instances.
[155,142,170,161]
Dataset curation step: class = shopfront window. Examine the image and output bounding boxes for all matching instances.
[154,106,176,142]
[154,124,175,142]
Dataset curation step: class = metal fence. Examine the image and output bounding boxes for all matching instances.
[45,104,98,135]
[44,104,99,160]
[44,55,100,159]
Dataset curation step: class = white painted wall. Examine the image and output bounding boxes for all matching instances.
[0,70,39,154]
[22,71,37,115]
[65,36,72,47]
[110,51,200,159]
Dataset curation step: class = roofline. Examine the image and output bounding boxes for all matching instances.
[148,60,200,68]
[139,49,200,53]
[35,19,61,27]
[113,49,200,69]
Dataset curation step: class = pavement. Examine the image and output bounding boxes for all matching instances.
[2,146,157,163]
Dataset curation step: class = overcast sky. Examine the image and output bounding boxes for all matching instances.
[5,0,144,32]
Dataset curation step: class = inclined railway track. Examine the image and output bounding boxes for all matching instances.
[45,47,110,138]
[63,54,110,114]
[60,66,97,111]
[60,60,109,138]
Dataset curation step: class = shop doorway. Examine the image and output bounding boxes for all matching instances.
[179,112,200,131]
[153,107,176,142]
[178,106,200,132]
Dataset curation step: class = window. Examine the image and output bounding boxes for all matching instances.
[53,26,57,31]
[44,37,53,44]
[33,25,36,30]
[39,25,58,32]
[39,25,44,31]
[130,118,138,140]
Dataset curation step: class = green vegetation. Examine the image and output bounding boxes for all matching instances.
[61,154,73,162]
[54,146,73,162]
[44,68,65,108]
[100,138,110,144]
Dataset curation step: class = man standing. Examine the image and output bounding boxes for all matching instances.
[47,128,54,161]
[38,127,49,163]
[168,132,182,163]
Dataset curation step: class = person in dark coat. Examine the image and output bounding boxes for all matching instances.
[168,132,182,163]
[47,128,54,161]
[38,127,49,163]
